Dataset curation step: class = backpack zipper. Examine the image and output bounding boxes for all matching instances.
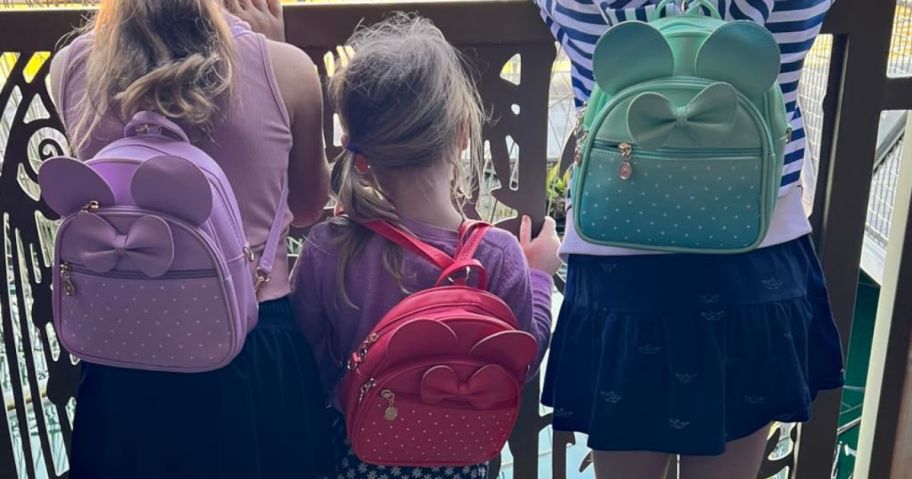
[579,76,774,177]
[358,378,377,404]
[348,312,517,374]
[591,140,763,158]
[590,140,764,180]
[60,263,76,296]
[56,207,230,298]
[61,262,217,282]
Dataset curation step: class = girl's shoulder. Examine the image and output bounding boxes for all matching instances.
[400,217,522,260]
[300,221,343,259]
[476,227,523,257]
[302,218,524,266]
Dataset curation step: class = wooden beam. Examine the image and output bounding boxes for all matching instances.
[796,1,896,476]
[0,1,554,53]
[854,116,912,479]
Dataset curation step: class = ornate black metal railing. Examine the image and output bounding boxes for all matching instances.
[1,1,907,478]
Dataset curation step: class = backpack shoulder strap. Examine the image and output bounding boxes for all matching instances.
[363,220,491,290]
[255,180,289,292]
[362,221,454,270]
[455,220,492,262]
[438,220,491,290]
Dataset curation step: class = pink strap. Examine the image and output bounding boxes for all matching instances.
[364,220,492,290]
[454,221,491,262]
[445,221,491,289]
[362,221,454,270]
[435,259,489,290]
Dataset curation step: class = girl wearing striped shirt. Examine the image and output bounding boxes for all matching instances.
[536,1,845,477]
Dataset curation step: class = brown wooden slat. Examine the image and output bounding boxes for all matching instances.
[884,77,912,111]
[0,1,554,53]
[284,0,555,47]
[891,280,912,479]
[878,131,912,478]
[819,0,852,36]
[849,114,912,479]
[0,8,89,51]
[809,35,848,238]
[797,1,897,477]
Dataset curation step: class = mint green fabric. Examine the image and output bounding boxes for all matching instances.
[573,6,789,254]
[627,82,737,150]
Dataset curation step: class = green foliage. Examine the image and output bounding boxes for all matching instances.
[545,163,571,223]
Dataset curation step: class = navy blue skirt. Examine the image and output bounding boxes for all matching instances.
[541,235,845,455]
[69,297,333,479]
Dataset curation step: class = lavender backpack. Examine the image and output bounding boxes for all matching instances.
[38,111,286,373]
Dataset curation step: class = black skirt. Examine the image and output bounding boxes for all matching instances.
[69,297,333,479]
[541,235,845,455]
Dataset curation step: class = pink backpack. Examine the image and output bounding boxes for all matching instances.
[341,221,538,467]
[38,111,286,373]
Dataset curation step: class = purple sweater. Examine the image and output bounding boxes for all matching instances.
[291,218,553,407]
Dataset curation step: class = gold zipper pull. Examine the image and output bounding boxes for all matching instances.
[381,389,398,421]
[618,143,633,180]
[60,263,76,296]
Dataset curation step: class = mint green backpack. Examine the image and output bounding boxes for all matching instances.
[572,0,790,253]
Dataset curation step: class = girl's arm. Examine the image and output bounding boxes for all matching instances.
[270,42,331,228]
[290,243,328,350]
[519,215,562,371]
[488,224,558,375]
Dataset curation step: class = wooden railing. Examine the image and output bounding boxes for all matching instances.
[0,1,905,478]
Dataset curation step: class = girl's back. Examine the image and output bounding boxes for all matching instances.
[289,14,559,478]
[295,217,553,394]
[47,2,332,477]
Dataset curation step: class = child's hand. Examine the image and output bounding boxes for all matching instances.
[519,215,562,275]
[225,0,285,42]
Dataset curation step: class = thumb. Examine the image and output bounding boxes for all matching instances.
[540,216,557,236]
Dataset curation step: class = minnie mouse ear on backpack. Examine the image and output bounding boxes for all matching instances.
[131,155,214,226]
[39,157,116,217]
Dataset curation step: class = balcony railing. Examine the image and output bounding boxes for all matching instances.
[0,1,908,478]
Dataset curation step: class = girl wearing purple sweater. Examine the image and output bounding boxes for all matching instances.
[290,15,560,479]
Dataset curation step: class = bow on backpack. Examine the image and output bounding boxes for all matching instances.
[67,213,175,277]
[420,364,516,409]
[627,82,738,149]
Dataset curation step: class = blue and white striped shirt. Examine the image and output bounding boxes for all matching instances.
[536,0,833,194]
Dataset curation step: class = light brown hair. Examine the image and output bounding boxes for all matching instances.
[328,13,486,307]
[72,0,234,149]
